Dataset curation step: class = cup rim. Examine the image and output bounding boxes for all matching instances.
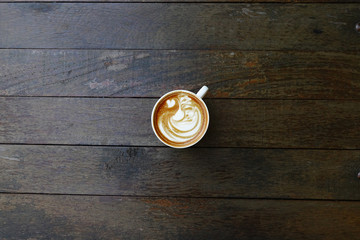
[151,89,210,149]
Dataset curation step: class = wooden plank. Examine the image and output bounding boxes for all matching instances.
[1,145,360,200]
[0,194,359,239]
[1,50,360,99]
[1,97,360,148]
[0,3,359,50]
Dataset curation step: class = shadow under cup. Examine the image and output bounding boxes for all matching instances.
[151,90,209,148]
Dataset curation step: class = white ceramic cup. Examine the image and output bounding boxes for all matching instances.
[151,86,209,148]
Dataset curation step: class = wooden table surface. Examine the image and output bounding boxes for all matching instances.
[1,0,360,239]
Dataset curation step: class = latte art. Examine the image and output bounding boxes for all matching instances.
[152,89,209,148]
[158,94,202,143]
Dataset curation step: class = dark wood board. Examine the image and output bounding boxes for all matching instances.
[1,49,360,99]
[1,1,359,239]
[0,194,359,239]
[0,3,359,50]
[1,145,360,200]
[0,97,360,149]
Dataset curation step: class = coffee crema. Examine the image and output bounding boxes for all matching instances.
[152,91,208,148]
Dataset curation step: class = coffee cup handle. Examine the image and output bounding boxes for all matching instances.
[196,86,208,99]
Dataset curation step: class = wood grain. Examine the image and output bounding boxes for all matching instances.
[0,194,359,239]
[1,1,359,239]
[1,97,360,149]
[0,3,359,50]
[1,49,360,99]
[1,145,360,200]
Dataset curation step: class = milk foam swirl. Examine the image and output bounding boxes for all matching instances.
[158,93,202,143]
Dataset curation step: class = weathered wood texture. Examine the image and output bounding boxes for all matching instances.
[1,145,360,200]
[1,50,360,99]
[0,194,359,239]
[0,3,359,50]
[1,97,359,148]
[1,0,359,239]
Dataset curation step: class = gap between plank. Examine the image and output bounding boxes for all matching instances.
[1,142,360,151]
[0,191,359,202]
[1,96,360,101]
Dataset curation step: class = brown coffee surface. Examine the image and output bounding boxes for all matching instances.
[153,91,208,148]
